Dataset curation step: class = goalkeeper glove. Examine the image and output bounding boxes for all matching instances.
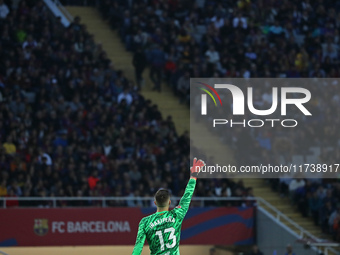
[190,158,205,179]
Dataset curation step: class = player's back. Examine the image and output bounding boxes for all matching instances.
[132,176,201,255]
[141,209,183,255]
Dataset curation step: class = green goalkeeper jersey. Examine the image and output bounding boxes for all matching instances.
[132,178,196,255]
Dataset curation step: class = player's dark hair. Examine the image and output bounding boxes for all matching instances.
[154,189,170,207]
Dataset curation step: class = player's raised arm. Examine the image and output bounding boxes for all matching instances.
[132,219,146,255]
[175,158,205,219]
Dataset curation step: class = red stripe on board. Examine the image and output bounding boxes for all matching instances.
[183,207,254,230]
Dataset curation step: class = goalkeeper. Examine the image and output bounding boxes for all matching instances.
[132,158,205,255]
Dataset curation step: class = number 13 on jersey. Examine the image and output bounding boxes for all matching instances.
[155,227,177,252]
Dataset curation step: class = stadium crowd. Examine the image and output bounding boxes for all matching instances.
[0,0,253,208]
[97,0,340,238]
[100,0,340,173]
[283,178,340,241]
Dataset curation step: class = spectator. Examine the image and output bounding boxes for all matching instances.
[129,165,142,184]
[211,15,224,30]
[285,244,296,255]
[133,29,148,50]
[205,46,220,65]
[74,36,85,53]
[149,44,165,92]
[132,47,147,89]
[9,95,25,116]
[0,0,9,19]
[176,71,190,104]
[88,171,100,190]
[269,21,284,41]
[233,12,247,29]
[5,188,19,208]
[117,87,133,105]
[320,201,334,233]
[248,245,263,255]
[309,191,322,226]
[0,180,7,196]
[3,137,16,155]
[288,179,305,202]
[103,140,112,156]
[37,149,53,166]
[329,207,340,239]
[22,35,37,49]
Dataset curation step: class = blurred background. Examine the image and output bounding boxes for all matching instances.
[0,0,339,254]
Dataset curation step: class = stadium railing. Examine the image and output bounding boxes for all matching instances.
[44,0,73,26]
[0,196,253,208]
